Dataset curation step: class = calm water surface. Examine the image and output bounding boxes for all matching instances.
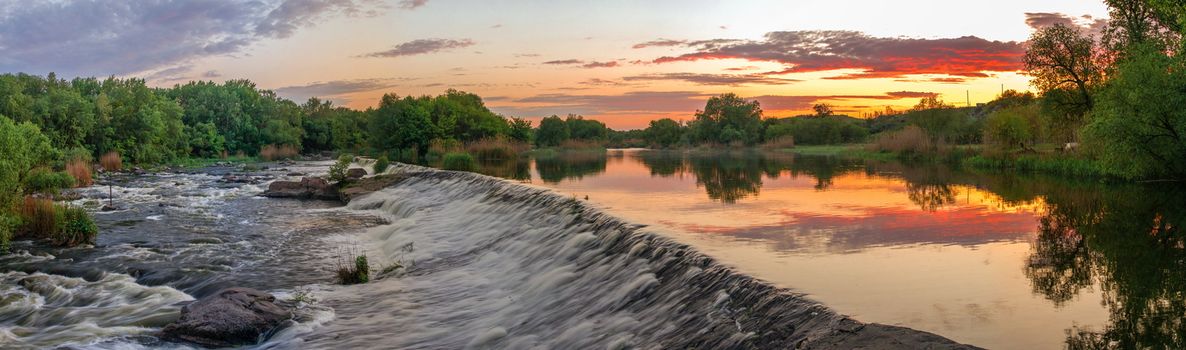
[462,149,1185,350]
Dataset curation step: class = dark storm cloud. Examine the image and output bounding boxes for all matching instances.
[1024,12,1107,37]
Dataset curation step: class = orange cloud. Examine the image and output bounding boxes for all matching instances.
[648,31,1025,79]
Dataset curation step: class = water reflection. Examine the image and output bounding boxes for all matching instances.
[1025,183,1185,349]
[453,149,1186,348]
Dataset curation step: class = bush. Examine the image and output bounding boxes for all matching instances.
[868,125,935,155]
[984,106,1034,150]
[337,254,370,285]
[761,135,795,150]
[441,152,477,171]
[260,144,299,161]
[427,138,463,159]
[466,137,529,160]
[65,159,93,187]
[24,168,76,195]
[56,206,97,246]
[0,214,16,252]
[373,155,390,174]
[19,196,58,239]
[100,152,122,172]
[328,154,353,182]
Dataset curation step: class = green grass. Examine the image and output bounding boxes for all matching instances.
[964,154,1109,178]
[441,152,478,171]
[170,155,259,168]
[779,144,859,156]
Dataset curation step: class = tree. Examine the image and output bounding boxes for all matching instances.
[1084,48,1186,179]
[1024,23,1101,125]
[907,97,960,143]
[984,106,1035,150]
[369,94,439,154]
[508,117,533,143]
[690,93,763,146]
[644,118,683,148]
[812,103,834,117]
[535,115,570,147]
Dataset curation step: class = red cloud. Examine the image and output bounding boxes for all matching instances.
[648,31,1025,79]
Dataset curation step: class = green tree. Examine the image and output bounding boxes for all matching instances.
[1084,47,1186,179]
[690,93,763,146]
[508,117,533,143]
[1024,23,1101,127]
[644,118,684,148]
[369,94,439,155]
[535,115,570,147]
[984,106,1035,150]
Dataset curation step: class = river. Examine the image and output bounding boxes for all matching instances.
[0,149,1181,349]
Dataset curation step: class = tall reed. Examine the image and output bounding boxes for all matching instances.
[260,144,299,161]
[100,152,122,172]
[65,159,93,187]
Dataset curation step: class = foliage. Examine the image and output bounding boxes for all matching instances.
[23,168,76,195]
[764,116,868,145]
[373,155,390,174]
[508,117,534,144]
[535,115,570,147]
[328,154,353,183]
[984,106,1036,149]
[688,93,764,146]
[56,206,97,246]
[0,116,57,208]
[259,144,299,161]
[1025,24,1101,125]
[100,151,122,172]
[868,125,935,156]
[441,152,477,171]
[337,253,370,285]
[369,94,439,155]
[466,137,529,159]
[644,118,684,148]
[1084,47,1186,179]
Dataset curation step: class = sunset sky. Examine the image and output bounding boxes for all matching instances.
[0,0,1110,129]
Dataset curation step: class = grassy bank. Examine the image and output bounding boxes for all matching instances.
[780,143,1115,180]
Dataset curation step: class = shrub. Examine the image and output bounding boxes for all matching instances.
[100,152,122,172]
[441,152,477,171]
[373,155,390,174]
[24,168,76,195]
[761,135,795,150]
[427,139,463,159]
[260,144,299,161]
[984,107,1034,150]
[56,206,97,246]
[19,196,59,238]
[65,159,93,187]
[558,139,604,150]
[337,254,370,285]
[466,137,530,160]
[0,214,16,252]
[328,154,353,182]
[868,125,935,155]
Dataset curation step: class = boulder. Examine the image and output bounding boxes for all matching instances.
[161,288,292,348]
[346,168,367,180]
[262,177,339,200]
[339,174,406,202]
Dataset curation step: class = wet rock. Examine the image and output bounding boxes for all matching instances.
[261,177,339,200]
[161,288,292,348]
[339,174,406,202]
[346,168,367,180]
[286,172,305,177]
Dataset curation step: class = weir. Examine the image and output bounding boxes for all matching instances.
[292,163,975,349]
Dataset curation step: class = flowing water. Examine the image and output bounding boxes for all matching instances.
[1,150,1182,349]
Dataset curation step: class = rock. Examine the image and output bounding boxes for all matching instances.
[346,168,367,180]
[161,288,292,348]
[339,174,406,202]
[261,177,339,200]
[286,172,305,177]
